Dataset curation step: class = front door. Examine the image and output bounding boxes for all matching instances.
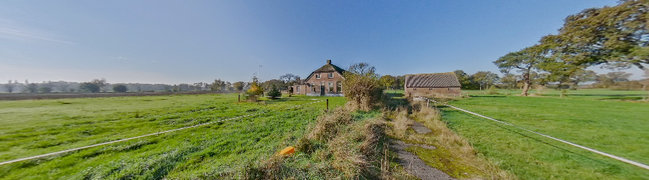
[320,86,325,96]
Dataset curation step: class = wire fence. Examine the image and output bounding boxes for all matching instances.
[0,99,326,166]
[419,96,649,171]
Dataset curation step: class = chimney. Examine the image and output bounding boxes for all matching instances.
[326,59,331,64]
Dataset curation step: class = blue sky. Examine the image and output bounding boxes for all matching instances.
[1,0,641,84]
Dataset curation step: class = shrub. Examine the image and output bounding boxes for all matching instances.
[267,85,281,99]
[246,79,264,101]
[342,63,384,111]
[113,84,128,93]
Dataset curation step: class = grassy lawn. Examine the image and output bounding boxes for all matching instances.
[0,93,346,179]
[440,89,649,179]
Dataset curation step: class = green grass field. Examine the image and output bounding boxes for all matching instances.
[0,94,345,179]
[440,89,649,179]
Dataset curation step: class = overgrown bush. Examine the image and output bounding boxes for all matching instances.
[342,63,384,111]
[246,78,264,102]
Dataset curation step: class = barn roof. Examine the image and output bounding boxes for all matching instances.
[405,72,461,88]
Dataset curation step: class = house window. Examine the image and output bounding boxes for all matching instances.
[328,73,334,78]
[296,86,300,93]
[328,82,334,92]
[316,74,321,79]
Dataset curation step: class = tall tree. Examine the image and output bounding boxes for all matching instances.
[471,71,499,91]
[500,73,520,89]
[210,79,227,92]
[279,73,301,86]
[494,45,546,96]
[379,75,396,90]
[232,81,245,92]
[540,0,649,70]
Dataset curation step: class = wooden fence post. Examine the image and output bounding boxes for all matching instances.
[326,99,329,112]
[238,94,241,102]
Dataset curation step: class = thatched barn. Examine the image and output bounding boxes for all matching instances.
[404,72,461,97]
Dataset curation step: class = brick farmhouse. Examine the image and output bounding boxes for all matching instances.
[404,72,461,97]
[291,60,345,96]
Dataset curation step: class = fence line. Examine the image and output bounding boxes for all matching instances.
[0,99,325,166]
[420,97,649,171]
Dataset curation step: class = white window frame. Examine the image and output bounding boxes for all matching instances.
[328,73,334,78]
[316,74,321,79]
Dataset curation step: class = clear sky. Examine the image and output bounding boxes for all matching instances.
[2,0,641,84]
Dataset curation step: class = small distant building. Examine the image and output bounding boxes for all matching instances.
[291,60,345,96]
[404,72,461,97]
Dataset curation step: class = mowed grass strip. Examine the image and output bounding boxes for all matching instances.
[0,94,346,179]
[441,93,649,179]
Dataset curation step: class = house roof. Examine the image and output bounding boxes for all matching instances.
[305,60,346,80]
[405,72,461,88]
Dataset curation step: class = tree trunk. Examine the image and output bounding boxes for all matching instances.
[521,73,530,96]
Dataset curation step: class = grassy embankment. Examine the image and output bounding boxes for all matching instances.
[0,93,345,179]
[441,89,649,179]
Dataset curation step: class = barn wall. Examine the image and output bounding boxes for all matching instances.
[404,87,461,97]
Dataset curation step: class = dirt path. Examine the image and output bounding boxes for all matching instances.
[391,140,454,180]
[390,119,454,180]
[411,121,432,134]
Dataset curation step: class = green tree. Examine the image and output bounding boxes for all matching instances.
[540,0,649,71]
[210,79,226,92]
[113,84,128,92]
[266,85,281,99]
[262,79,285,91]
[232,81,245,92]
[453,70,476,90]
[79,82,100,93]
[379,75,396,90]
[494,46,546,96]
[471,71,499,91]
[246,77,264,101]
[500,73,519,89]
[279,73,300,87]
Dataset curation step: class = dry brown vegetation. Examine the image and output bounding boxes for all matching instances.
[385,102,514,179]
[243,107,414,179]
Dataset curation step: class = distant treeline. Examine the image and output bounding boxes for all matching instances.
[0,79,249,94]
[451,70,648,91]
